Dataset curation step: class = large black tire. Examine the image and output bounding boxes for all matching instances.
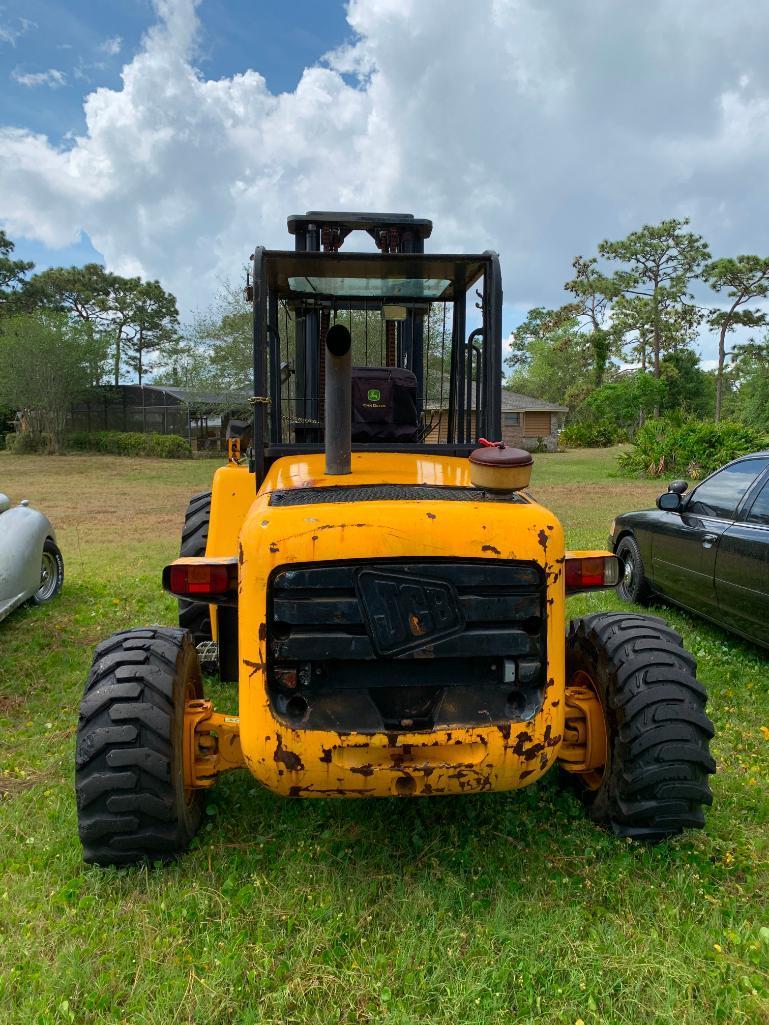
[615,534,651,605]
[75,626,205,866]
[565,612,715,842]
[30,538,64,605]
[178,491,212,643]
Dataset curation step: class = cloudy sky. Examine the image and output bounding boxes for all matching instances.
[1,0,768,361]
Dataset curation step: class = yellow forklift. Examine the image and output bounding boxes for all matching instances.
[76,212,714,865]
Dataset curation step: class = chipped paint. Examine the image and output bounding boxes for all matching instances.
[274,732,304,772]
[228,450,567,798]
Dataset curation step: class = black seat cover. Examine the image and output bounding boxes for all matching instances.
[351,367,418,442]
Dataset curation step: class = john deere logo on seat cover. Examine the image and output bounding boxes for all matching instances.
[367,388,381,402]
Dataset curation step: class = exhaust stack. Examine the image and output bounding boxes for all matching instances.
[324,324,352,475]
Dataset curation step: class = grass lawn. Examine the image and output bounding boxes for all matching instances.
[1,446,768,1024]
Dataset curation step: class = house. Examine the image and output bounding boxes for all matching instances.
[424,389,568,451]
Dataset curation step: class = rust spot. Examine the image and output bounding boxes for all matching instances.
[274,733,304,772]
[350,764,374,777]
[409,613,427,636]
[258,622,267,641]
[540,751,549,770]
[551,699,560,707]
[481,544,501,555]
[520,769,534,779]
[269,542,280,553]
[238,544,244,566]
[319,747,333,763]
[537,529,549,552]
[426,512,436,520]
[496,723,511,741]
[288,784,375,797]
[510,724,562,761]
[243,659,264,678]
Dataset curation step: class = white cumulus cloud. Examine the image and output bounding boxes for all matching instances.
[0,15,34,46]
[1,0,769,351]
[99,35,122,56]
[11,67,67,88]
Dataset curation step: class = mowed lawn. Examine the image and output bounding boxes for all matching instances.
[1,447,768,1025]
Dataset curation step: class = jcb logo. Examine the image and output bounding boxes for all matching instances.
[356,569,464,656]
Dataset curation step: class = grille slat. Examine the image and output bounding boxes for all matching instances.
[269,485,526,506]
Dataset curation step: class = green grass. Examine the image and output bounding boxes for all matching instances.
[1,448,768,1024]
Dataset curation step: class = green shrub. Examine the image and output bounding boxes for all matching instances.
[618,418,769,479]
[66,431,192,459]
[560,421,623,448]
[5,432,50,454]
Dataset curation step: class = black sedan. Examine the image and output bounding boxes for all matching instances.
[611,452,769,650]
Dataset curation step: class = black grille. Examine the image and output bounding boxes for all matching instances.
[267,559,546,733]
[269,485,526,506]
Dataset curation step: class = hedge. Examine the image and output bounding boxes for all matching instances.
[559,421,624,449]
[5,432,50,454]
[618,418,769,479]
[66,431,192,459]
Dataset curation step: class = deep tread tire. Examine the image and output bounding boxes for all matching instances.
[178,491,212,643]
[75,626,205,866]
[615,534,651,605]
[565,612,715,843]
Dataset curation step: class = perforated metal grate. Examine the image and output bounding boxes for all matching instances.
[269,484,526,506]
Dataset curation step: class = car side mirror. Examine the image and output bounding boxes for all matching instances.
[657,491,683,512]
[668,479,688,495]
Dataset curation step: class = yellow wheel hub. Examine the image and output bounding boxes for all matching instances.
[560,669,608,790]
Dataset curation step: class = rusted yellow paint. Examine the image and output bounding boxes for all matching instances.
[217,451,571,798]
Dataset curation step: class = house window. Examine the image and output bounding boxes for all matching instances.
[503,412,521,427]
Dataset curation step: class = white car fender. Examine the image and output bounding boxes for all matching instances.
[0,496,57,622]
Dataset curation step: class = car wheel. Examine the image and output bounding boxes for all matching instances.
[615,534,650,605]
[31,538,64,605]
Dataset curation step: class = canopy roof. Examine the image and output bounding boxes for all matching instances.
[261,250,492,302]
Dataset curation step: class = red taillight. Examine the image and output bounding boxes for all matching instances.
[565,554,620,593]
[164,560,237,601]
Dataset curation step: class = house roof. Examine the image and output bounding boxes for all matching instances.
[426,387,567,413]
[501,391,568,413]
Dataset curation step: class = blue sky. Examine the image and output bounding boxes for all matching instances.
[2,0,769,364]
[1,0,351,271]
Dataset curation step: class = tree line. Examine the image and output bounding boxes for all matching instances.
[0,230,181,451]
[507,218,769,437]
